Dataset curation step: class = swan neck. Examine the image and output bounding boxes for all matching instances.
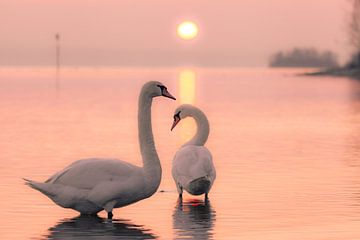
[185,110,209,146]
[138,90,161,193]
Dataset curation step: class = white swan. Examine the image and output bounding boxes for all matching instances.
[24,81,176,218]
[171,104,216,200]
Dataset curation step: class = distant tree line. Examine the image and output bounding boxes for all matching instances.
[269,48,339,68]
[347,0,360,69]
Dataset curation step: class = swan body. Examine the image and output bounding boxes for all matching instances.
[171,104,216,199]
[25,81,176,218]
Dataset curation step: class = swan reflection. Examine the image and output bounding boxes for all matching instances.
[173,199,216,240]
[45,215,156,239]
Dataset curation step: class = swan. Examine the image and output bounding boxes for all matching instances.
[171,104,216,200]
[24,81,176,219]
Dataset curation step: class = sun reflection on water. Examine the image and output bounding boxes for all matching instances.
[178,69,197,143]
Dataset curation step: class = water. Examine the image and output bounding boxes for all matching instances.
[1,67,360,239]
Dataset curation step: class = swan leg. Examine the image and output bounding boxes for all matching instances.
[176,183,183,197]
[177,196,183,206]
[103,200,117,219]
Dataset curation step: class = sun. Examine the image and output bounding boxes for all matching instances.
[177,21,199,40]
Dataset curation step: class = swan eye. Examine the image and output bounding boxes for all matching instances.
[156,84,166,92]
[174,111,181,120]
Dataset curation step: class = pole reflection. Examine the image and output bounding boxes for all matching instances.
[172,199,216,240]
[45,215,156,239]
[55,68,61,97]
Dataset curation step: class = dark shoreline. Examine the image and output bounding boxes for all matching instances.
[305,67,360,79]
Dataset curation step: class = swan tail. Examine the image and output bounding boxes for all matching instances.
[188,176,211,195]
[23,178,56,197]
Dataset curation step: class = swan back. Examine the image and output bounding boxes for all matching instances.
[172,145,216,194]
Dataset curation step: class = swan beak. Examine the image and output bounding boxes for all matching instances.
[171,117,180,131]
[162,88,176,100]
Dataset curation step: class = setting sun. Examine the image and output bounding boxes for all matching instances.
[177,21,199,40]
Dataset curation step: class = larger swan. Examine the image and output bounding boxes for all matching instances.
[171,104,216,200]
[24,81,176,219]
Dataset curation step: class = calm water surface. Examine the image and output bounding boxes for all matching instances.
[1,67,360,239]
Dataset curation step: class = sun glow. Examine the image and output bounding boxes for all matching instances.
[177,21,199,40]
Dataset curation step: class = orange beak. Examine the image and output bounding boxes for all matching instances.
[171,117,181,131]
[162,88,176,100]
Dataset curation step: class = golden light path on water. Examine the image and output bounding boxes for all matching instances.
[178,69,197,143]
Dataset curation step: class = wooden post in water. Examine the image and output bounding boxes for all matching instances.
[55,33,60,71]
[55,33,60,92]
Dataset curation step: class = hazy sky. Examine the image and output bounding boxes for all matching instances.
[0,0,352,66]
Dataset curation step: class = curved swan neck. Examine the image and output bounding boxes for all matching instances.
[184,109,210,146]
[138,88,161,192]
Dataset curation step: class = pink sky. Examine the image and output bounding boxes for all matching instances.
[0,0,351,66]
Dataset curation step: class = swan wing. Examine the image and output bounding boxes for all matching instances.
[172,146,216,186]
[46,158,142,190]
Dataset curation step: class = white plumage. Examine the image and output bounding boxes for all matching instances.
[171,104,216,199]
[24,81,176,218]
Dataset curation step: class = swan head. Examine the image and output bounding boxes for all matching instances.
[143,81,176,100]
[171,104,196,131]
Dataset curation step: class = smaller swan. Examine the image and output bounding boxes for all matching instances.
[171,104,216,200]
